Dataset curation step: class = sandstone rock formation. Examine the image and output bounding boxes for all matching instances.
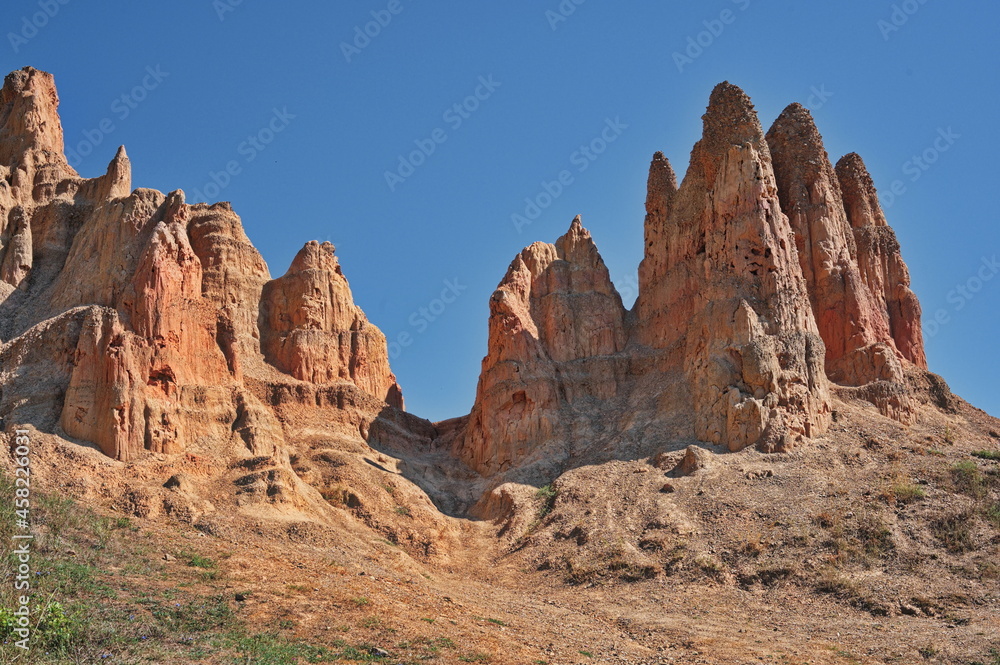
[0,67,936,490]
[636,83,831,452]
[456,82,932,477]
[836,152,927,370]
[0,67,405,464]
[453,217,627,475]
[766,104,917,421]
[261,240,403,409]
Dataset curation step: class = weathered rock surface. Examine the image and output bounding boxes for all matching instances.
[456,82,933,477]
[261,240,403,409]
[0,67,407,465]
[836,153,927,370]
[766,104,918,421]
[636,82,831,452]
[453,217,628,475]
[0,67,942,496]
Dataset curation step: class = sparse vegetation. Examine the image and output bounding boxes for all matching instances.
[972,449,1000,461]
[951,460,988,498]
[931,509,977,553]
[536,485,558,520]
[889,482,926,504]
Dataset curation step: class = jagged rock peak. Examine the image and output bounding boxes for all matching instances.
[702,82,766,152]
[107,145,131,197]
[0,67,68,166]
[766,100,910,414]
[453,216,628,475]
[261,240,403,409]
[287,239,342,275]
[835,152,888,228]
[646,151,678,218]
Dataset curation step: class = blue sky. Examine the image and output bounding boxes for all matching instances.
[3,1,997,421]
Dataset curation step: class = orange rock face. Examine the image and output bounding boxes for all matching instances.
[0,67,933,478]
[836,153,927,370]
[261,240,403,409]
[636,83,831,451]
[457,82,930,476]
[0,67,405,462]
[454,218,627,475]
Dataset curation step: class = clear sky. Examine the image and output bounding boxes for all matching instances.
[3,1,997,421]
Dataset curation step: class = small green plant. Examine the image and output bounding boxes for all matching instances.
[951,460,986,498]
[943,426,956,444]
[579,650,595,657]
[181,551,218,570]
[459,653,492,663]
[985,503,1000,529]
[536,485,558,519]
[0,601,80,651]
[394,506,411,517]
[351,597,370,607]
[972,449,1000,461]
[891,482,926,504]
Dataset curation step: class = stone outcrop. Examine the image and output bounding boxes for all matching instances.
[636,82,831,452]
[0,67,406,463]
[453,217,627,475]
[836,153,927,370]
[261,240,403,409]
[457,82,931,476]
[766,104,917,421]
[0,67,936,484]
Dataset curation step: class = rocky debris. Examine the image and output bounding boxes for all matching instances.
[261,240,403,408]
[671,446,712,477]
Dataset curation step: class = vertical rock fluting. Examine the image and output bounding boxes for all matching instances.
[454,217,628,475]
[637,83,831,452]
[0,67,407,463]
[635,152,678,344]
[836,153,927,370]
[261,240,403,409]
[766,105,921,421]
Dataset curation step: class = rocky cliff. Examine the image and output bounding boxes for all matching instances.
[0,68,937,490]
[0,67,405,464]
[454,82,934,479]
